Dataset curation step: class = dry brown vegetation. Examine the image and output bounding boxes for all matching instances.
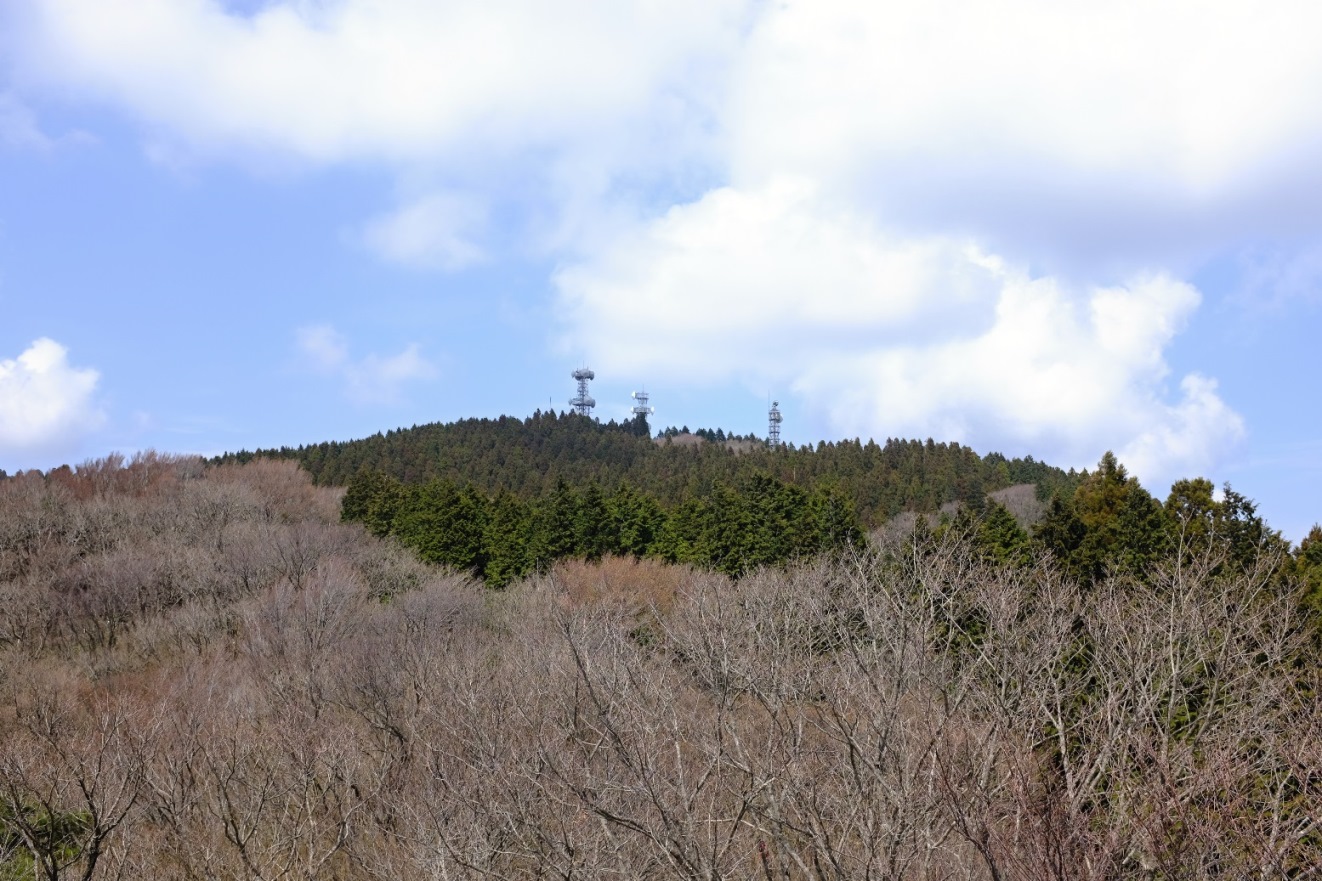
[987,484,1046,527]
[1,455,1319,879]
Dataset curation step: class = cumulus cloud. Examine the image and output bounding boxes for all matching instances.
[361,193,487,270]
[0,338,104,454]
[12,0,1322,270]
[294,324,436,404]
[557,182,1245,484]
[13,0,1312,480]
[10,0,743,164]
[725,0,1322,266]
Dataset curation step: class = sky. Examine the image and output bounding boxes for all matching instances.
[0,0,1320,541]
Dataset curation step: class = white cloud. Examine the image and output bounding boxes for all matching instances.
[724,1,1322,261]
[294,324,436,404]
[1117,374,1246,484]
[361,192,486,270]
[294,324,350,372]
[557,182,1244,484]
[0,338,104,454]
[555,179,1003,378]
[11,0,744,164]
[13,0,1322,271]
[12,0,1315,479]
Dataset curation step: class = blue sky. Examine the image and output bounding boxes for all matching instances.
[1,0,1320,541]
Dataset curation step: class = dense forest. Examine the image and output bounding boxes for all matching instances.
[217,411,1081,527]
[339,468,864,586]
[2,419,1321,878]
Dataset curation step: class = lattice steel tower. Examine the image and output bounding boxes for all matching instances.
[569,367,596,417]
[631,389,654,419]
[768,400,783,448]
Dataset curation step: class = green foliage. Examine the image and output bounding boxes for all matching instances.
[0,801,92,880]
[607,483,665,558]
[1069,452,1170,581]
[341,469,407,537]
[975,501,1032,567]
[222,410,1080,528]
[1295,524,1322,614]
[392,479,488,574]
[1165,477,1288,577]
[482,490,533,589]
[341,467,866,584]
[1028,453,1295,589]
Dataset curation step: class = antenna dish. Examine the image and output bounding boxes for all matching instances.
[569,367,597,417]
[631,388,655,417]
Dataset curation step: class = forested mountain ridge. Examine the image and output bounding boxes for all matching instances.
[212,412,1322,601]
[216,409,1080,528]
[2,454,1321,878]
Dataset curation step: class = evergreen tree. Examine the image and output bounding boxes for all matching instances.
[341,469,406,537]
[1165,478,1287,576]
[976,501,1032,567]
[809,481,865,553]
[483,490,533,588]
[392,479,488,574]
[654,498,708,566]
[574,483,613,561]
[1295,525,1322,615]
[698,482,754,576]
[529,479,580,568]
[609,483,666,558]
[1067,452,1168,581]
[1034,495,1087,579]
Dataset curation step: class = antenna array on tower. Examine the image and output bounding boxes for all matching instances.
[631,389,655,419]
[768,400,783,448]
[569,368,596,417]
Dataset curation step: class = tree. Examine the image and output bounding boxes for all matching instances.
[529,479,580,568]
[482,491,532,588]
[392,480,488,574]
[1296,524,1322,615]
[809,481,864,553]
[1040,452,1168,582]
[608,484,666,558]
[574,483,613,561]
[976,500,1031,567]
[340,469,405,537]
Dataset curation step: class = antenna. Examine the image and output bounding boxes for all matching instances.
[631,389,654,419]
[768,399,783,448]
[569,367,596,417]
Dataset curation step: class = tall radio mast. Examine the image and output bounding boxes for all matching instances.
[631,389,654,419]
[569,367,596,417]
[768,400,783,448]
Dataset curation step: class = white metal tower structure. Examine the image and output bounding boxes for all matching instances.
[569,367,596,417]
[631,389,654,419]
[768,400,783,448]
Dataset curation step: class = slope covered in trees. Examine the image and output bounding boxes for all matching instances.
[341,468,864,586]
[220,410,1081,527]
[1,454,1320,878]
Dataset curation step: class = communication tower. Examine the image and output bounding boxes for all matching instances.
[768,400,783,448]
[631,389,654,419]
[569,367,596,417]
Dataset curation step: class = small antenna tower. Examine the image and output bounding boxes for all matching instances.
[570,367,596,417]
[631,389,654,419]
[768,400,783,448]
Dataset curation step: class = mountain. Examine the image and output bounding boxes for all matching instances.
[217,410,1081,528]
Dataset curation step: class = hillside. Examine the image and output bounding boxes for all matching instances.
[1,454,1320,878]
[219,410,1081,528]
